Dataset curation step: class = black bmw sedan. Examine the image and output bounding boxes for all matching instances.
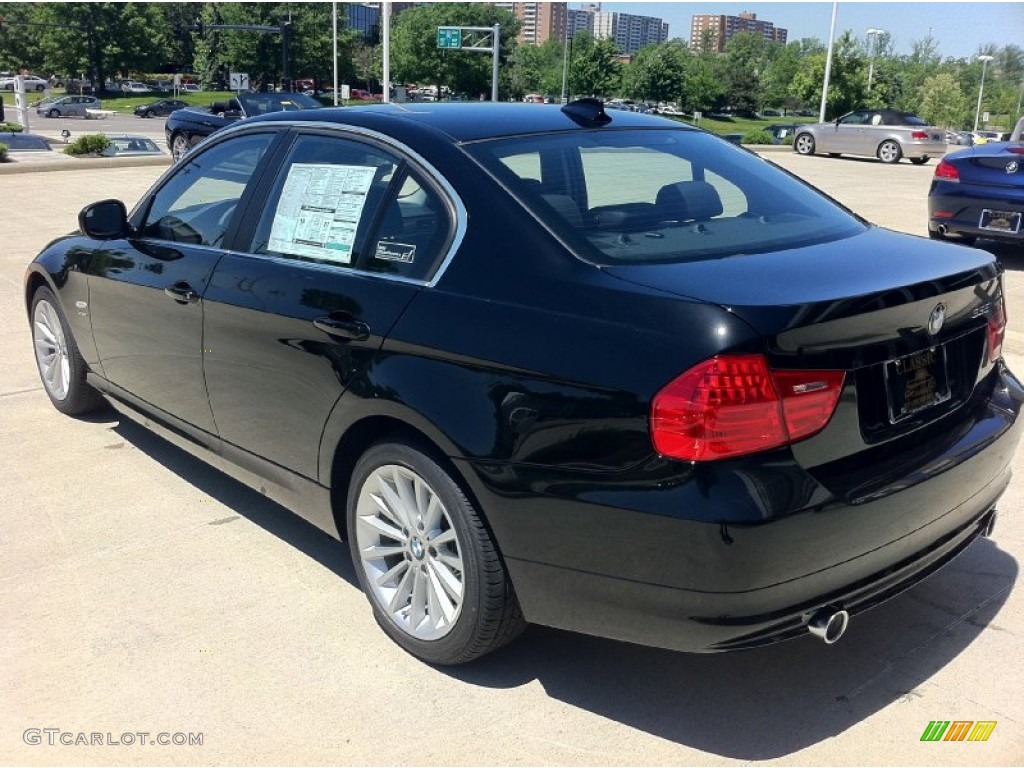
[133,98,187,119]
[25,100,1022,665]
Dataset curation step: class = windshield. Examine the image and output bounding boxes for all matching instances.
[236,92,321,115]
[466,129,865,265]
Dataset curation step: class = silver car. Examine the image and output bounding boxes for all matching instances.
[793,109,946,165]
[36,95,102,118]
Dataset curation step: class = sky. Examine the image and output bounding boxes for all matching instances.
[598,1,1024,59]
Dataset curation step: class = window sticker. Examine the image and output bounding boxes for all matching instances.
[374,241,417,263]
[268,163,376,263]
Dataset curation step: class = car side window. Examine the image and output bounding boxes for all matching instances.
[140,133,274,247]
[250,133,452,281]
[839,112,868,126]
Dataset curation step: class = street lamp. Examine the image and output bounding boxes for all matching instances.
[560,33,572,104]
[866,28,885,91]
[974,54,994,132]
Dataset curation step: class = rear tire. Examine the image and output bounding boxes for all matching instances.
[30,286,106,415]
[910,157,929,165]
[347,440,525,665]
[794,133,816,155]
[878,140,902,164]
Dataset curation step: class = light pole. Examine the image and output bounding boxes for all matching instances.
[866,28,885,91]
[560,33,572,104]
[974,54,994,132]
[818,0,838,123]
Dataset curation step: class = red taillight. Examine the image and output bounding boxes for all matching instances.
[1008,147,1024,155]
[987,296,1007,363]
[911,131,929,140]
[934,160,960,182]
[651,354,845,462]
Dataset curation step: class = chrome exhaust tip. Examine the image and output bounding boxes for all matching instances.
[982,511,997,538]
[937,224,948,236]
[807,607,849,644]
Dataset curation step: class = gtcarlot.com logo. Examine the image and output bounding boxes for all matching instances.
[920,721,997,742]
[23,729,203,747]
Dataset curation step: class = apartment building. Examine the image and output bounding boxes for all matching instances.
[690,11,787,53]
[494,2,568,46]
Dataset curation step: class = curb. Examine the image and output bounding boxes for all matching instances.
[0,154,170,175]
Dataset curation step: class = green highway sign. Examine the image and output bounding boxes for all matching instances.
[437,27,462,49]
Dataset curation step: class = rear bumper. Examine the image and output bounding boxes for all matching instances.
[903,140,947,158]
[460,365,1023,652]
[929,185,1024,242]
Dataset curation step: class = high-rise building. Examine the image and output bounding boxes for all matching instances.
[347,4,381,41]
[494,3,567,46]
[689,11,787,53]
[591,10,668,54]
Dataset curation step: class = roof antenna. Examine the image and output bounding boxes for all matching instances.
[561,98,611,127]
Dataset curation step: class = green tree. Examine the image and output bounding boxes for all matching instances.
[788,31,867,119]
[390,2,519,98]
[721,31,768,112]
[622,40,688,104]
[567,31,621,98]
[918,72,970,128]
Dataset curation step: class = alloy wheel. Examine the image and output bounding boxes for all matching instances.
[33,299,70,401]
[354,464,465,641]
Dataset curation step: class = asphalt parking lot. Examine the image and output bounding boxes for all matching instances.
[2,153,1022,766]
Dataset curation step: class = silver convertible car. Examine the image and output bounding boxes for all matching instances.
[794,108,947,165]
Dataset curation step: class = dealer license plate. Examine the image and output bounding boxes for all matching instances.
[979,209,1022,233]
[883,346,951,423]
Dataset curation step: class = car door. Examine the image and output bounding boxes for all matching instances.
[85,131,279,433]
[832,111,871,153]
[202,129,456,479]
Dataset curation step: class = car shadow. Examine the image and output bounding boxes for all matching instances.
[980,240,1024,269]
[108,414,1015,761]
[110,415,359,589]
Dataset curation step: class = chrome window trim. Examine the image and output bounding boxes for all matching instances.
[204,119,468,289]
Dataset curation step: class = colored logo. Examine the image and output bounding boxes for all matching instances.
[1006,160,1019,174]
[927,303,946,336]
[920,720,997,742]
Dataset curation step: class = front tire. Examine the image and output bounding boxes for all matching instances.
[31,286,105,415]
[794,133,816,155]
[878,140,902,164]
[47,108,59,118]
[910,157,929,165]
[347,440,525,665]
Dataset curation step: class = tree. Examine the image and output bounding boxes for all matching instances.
[622,39,688,104]
[390,2,519,98]
[567,31,621,98]
[918,72,970,128]
[721,32,768,112]
[788,31,867,119]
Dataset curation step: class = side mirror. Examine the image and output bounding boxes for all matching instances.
[79,199,130,240]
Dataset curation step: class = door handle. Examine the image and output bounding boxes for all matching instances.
[313,313,371,342]
[164,281,200,304]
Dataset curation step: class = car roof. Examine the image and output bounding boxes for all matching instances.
[245,102,692,143]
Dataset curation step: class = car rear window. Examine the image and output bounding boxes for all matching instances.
[466,129,865,265]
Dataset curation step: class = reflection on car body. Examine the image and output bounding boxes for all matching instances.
[25,100,1022,666]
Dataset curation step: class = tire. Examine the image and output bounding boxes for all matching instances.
[143,110,153,118]
[47,108,59,118]
[30,286,106,416]
[794,133,815,155]
[878,140,902,164]
[170,133,191,162]
[828,153,841,158]
[910,157,929,165]
[347,440,525,665]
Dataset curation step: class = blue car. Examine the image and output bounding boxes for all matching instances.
[928,117,1024,246]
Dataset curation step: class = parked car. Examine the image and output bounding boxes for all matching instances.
[35,95,102,118]
[164,90,322,162]
[928,116,1024,246]
[793,108,946,164]
[181,83,201,93]
[972,130,1008,145]
[26,100,1020,665]
[947,130,973,146]
[761,108,783,117]
[766,123,799,144]
[0,74,48,92]
[133,99,187,118]
[120,81,152,94]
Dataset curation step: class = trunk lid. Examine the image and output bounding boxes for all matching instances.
[606,226,1004,466]
[951,145,1024,189]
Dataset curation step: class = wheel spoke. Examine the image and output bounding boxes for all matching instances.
[428,528,457,547]
[409,567,427,629]
[435,550,462,571]
[377,474,414,530]
[35,321,57,346]
[428,558,463,602]
[361,542,406,560]
[423,494,444,533]
[426,565,459,622]
[393,469,419,525]
[387,565,415,614]
[375,558,409,588]
[358,512,404,543]
[368,490,405,532]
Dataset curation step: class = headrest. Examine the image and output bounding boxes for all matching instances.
[656,181,724,221]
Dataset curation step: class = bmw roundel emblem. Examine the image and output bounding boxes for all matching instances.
[928,303,946,336]
[1007,160,1019,174]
